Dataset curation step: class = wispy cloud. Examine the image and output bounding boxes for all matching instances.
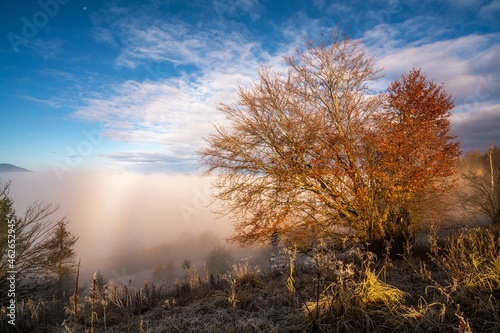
[90,1,270,70]
[91,26,118,48]
[76,3,297,171]
[101,151,198,173]
[75,2,499,173]
[114,21,266,71]
[36,69,77,82]
[73,72,251,170]
[20,95,60,108]
[27,38,63,59]
[115,22,200,68]
[477,0,500,27]
[212,0,264,20]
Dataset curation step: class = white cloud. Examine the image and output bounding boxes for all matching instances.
[75,78,216,137]
[113,19,267,72]
[366,32,500,103]
[451,104,500,151]
[76,7,299,172]
[78,3,499,171]
[72,68,258,171]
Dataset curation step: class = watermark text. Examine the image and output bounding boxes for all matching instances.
[5,215,17,326]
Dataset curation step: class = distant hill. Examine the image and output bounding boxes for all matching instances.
[0,163,31,172]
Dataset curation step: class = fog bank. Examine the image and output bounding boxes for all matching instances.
[2,171,233,269]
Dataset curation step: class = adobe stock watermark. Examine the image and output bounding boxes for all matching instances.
[51,128,103,183]
[7,0,71,53]
[5,214,17,326]
[469,74,500,104]
[144,63,170,81]
[178,182,214,224]
[111,267,135,285]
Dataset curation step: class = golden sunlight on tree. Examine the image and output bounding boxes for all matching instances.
[200,32,460,252]
[370,68,460,251]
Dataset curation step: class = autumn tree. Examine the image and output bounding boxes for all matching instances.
[370,68,460,251]
[200,32,459,251]
[44,219,79,300]
[460,144,500,224]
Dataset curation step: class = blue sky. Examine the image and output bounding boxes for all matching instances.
[1,0,499,173]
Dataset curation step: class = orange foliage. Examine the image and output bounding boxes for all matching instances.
[200,34,460,249]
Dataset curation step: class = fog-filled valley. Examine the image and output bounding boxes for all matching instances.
[2,171,259,286]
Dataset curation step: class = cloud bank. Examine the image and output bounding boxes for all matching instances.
[71,1,500,173]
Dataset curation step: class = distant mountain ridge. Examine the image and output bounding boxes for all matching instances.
[0,163,32,172]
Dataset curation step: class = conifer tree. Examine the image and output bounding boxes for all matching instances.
[44,219,79,299]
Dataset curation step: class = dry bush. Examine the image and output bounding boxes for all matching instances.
[303,249,411,333]
[231,262,262,288]
[430,227,500,293]
[225,262,264,314]
[298,238,493,333]
[425,226,500,332]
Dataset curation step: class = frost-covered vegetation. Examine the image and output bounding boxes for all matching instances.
[1,225,499,333]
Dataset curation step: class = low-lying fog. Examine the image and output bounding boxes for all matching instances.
[2,171,260,285]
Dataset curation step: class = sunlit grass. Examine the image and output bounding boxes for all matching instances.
[2,226,500,332]
[356,268,407,308]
